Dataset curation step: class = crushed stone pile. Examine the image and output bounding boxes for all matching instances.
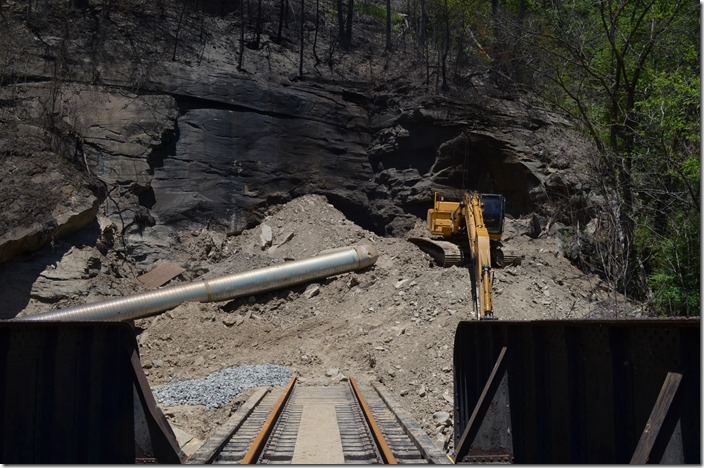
[152,364,290,408]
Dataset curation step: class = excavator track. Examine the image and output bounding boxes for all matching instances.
[408,237,464,267]
[410,237,521,269]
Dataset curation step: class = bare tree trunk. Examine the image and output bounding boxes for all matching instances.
[408,0,415,46]
[491,0,499,39]
[435,42,440,92]
[453,17,464,80]
[418,0,426,49]
[345,0,353,47]
[298,0,304,77]
[238,0,245,70]
[103,0,112,20]
[518,0,526,24]
[512,0,528,80]
[312,0,320,63]
[491,0,501,65]
[198,0,205,41]
[327,30,337,67]
[424,34,429,87]
[253,0,263,48]
[440,0,449,91]
[385,0,391,51]
[172,0,188,61]
[276,0,284,43]
[336,0,345,48]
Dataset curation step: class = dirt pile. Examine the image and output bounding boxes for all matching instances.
[106,194,635,450]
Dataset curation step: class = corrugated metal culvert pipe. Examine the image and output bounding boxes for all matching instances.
[12,244,378,322]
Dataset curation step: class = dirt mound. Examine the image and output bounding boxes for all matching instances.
[119,194,635,449]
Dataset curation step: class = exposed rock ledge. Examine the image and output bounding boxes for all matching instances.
[0,181,99,263]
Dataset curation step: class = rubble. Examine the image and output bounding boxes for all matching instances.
[7,194,637,447]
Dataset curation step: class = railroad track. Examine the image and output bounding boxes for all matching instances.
[187,377,451,464]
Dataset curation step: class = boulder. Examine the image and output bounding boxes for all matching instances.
[259,224,273,250]
[432,411,451,426]
[303,284,321,299]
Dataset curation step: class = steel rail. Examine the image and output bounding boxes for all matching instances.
[349,377,398,464]
[241,376,297,464]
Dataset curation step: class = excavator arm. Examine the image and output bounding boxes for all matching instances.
[423,191,503,320]
[461,192,495,319]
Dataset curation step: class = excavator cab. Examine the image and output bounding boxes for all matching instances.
[427,192,505,239]
[478,194,505,236]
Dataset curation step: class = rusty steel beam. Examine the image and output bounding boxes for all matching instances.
[453,318,700,464]
[0,321,184,463]
[349,377,398,464]
[241,376,297,464]
[453,346,508,463]
[630,372,684,464]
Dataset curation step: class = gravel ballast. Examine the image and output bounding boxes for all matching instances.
[152,364,291,408]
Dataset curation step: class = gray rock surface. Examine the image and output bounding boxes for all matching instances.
[0,2,598,268]
[0,150,100,263]
[149,88,372,230]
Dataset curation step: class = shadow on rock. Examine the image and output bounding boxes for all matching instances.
[0,221,101,319]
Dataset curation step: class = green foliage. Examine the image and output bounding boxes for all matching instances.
[635,66,700,185]
[355,0,405,33]
[682,156,700,184]
[648,212,700,316]
[355,0,385,19]
[523,0,700,310]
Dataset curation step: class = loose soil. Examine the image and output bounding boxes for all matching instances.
[16,194,638,453]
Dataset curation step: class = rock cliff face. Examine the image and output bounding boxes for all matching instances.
[145,68,373,233]
[0,2,596,265]
[365,88,593,234]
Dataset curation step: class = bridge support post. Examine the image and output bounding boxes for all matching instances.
[453,346,512,464]
[630,372,684,464]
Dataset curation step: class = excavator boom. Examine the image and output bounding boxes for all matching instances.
[421,192,505,319]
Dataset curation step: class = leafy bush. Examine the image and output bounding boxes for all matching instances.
[648,212,700,316]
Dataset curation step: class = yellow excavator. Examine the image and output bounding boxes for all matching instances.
[410,192,508,320]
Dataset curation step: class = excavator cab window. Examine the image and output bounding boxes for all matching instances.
[479,194,505,235]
